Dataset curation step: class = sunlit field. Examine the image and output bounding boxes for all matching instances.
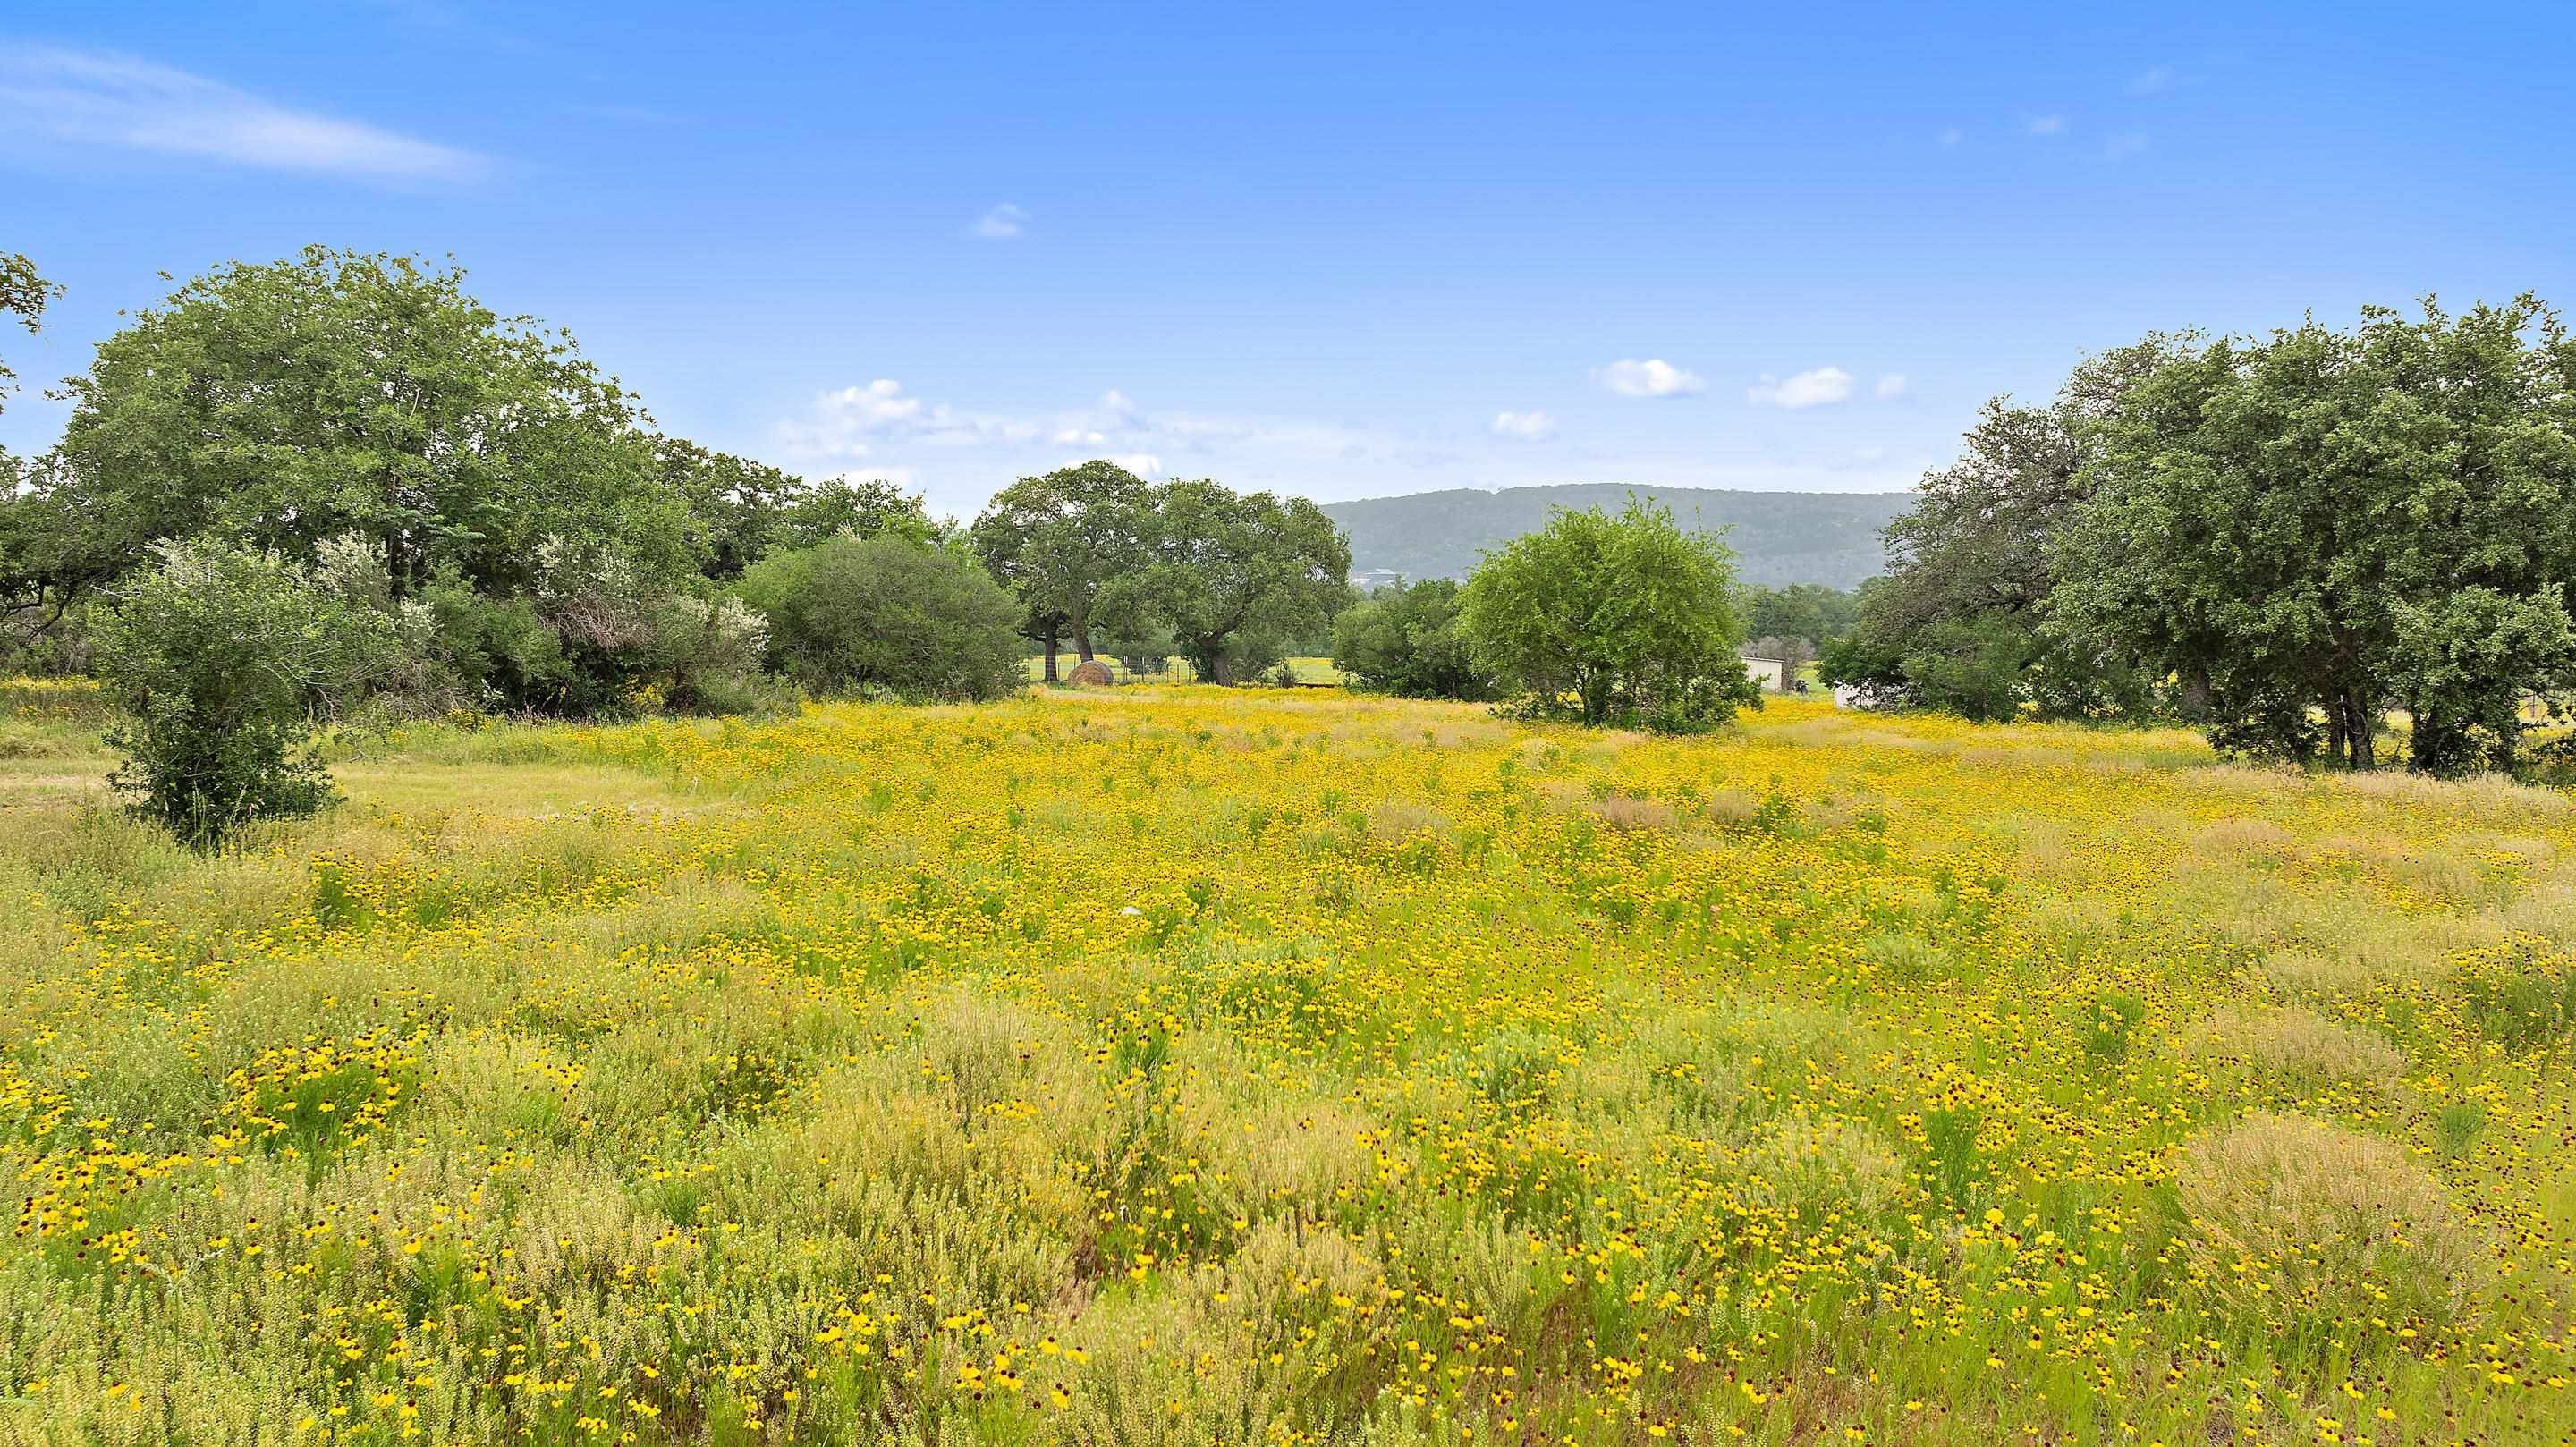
[1017,656,1350,685]
[4,683,2572,1446]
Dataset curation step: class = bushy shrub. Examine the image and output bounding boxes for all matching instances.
[2175,1113,2485,1333]
[1458,496,1758,732]
[93,537,394,849]
[290,535,767,719]
[417,573,573,711]
[529,537,768,714]
[735,534,1025,700]
[1329,579,1496,699]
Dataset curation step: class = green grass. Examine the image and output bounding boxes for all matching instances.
[0,685,2568,1445]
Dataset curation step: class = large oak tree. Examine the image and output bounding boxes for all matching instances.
[970,460,1154,680]
[2055,297,2576,771]
[46,247,697,599]
[1099,478,1349,684]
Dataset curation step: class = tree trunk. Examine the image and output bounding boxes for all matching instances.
[2411,705,2441,774]
[2179,667,2211,723]
[2346,690,2376,769]
[383,528,412,602]
[1075,624,1095,663]
[2326,697,2349,767]
[1188,639,1229,684]
[1041,627,1060,683]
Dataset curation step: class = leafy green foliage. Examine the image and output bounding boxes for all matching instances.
[1329,579,1496,699]
[1820,343,2171,721]
[24,249,799,719]
[414,574,574,710]
[0,250,61,415]
[1097,478,1351,683]
[970,461,1155,682]
[2055,296,2576,770]
[0,253,80,647]
[736,535,1025,700]
[93,537,394,850]
[662,438,930,580]
[50,246,697,597]
[1741,582,1860,668]
[1457,495,1758,732]
[526,537,771,714]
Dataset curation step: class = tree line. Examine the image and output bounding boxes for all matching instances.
[37,243,2529,840]
[0,247,1355,845]
[1820,298,2576,775]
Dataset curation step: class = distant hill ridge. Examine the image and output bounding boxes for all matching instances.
[1319,484,1909,590]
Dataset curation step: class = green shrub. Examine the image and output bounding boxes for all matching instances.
[533,537,769,714]
[1457,495,1758,732]
[93,537,394,849]
[736,534,1025,700]
[418,571,573,711]
[1329,579,1497,699]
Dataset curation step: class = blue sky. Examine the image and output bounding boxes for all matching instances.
[4,2,2572,520]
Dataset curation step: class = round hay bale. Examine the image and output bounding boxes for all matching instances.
[1065,659,1114,687]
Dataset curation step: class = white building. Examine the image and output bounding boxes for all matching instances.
[1741,656,1788,693]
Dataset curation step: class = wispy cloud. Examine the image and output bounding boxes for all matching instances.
[775,374,1928,512]
[1874,373,1909,400]
[1748,366,1855,409]
[2127,65,2176,97]
[2102,132,2150,161]
[777,381,1388,480]
[0,44,480,180]
[1936,126,1965,147]
[2025,114,2067,137]
[1596,359,1705,398]
[970,202,1028,239]
[777,378,1035,457]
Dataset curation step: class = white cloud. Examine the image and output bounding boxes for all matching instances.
[1747,367,1855,410]
[2102,132,2149,161]
[775,378,1395,497]
[0,44,479,180]
[777,378,1048,457]
[817,465,919,491]
[2025,114,2067,136]
[1874,373,1909,400]
[818,378,922,435]
[2128,65,2176,96]
[970,202,1028,239]
[1490,410,1556,441]
[1936,126,1964,147]
[1597,359,1705,398]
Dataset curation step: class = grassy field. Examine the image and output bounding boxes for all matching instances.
[1,683,2572,1445]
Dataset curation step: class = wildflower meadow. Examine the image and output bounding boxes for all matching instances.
[2,684,2572,1445]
